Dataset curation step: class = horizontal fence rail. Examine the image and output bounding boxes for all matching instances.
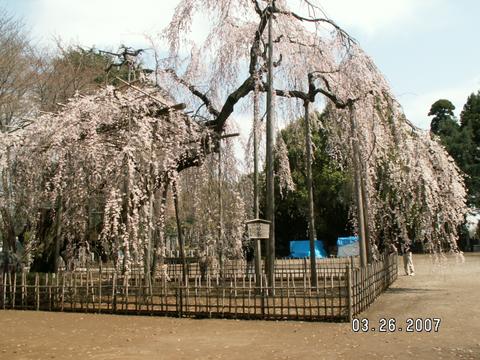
[0,254,397,322]
[65,257,361,281]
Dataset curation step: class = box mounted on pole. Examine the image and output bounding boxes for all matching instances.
[246,219,271,240]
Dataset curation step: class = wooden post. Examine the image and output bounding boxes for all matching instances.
[12,272,16,309]
[172,181,187,286]
[359,167,371,263]
[2,272,5,309]
[347,264,353,322]
[46,273,50,311]
[348,103,367,267]
[125,273,129,312]
[265,1,276,288]
[98,268,102,313]
[61,273,65,311]
[304,101,318,288]
[54,273,59,310]
[253,83,262,288]
[73,273,77,311]
[7,272,12,307]
[35,273,39,311]
[112,272,117,312]
[21,272,25,307]
[86,270,91,311]
[218,139,225,279]
[54,196,63,273]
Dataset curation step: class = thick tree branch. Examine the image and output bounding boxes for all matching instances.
[212,76,256,133]
[249,6,270,75]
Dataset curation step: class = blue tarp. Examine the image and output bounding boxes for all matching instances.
[337,236,359,257]
[289,240,327,258]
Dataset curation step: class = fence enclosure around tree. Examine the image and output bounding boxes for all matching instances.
[0,254,397,322]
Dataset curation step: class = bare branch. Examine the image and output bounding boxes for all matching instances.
[252,0,263,15]
[272,5,355,44]
[114,77,182,109]
[165,69,220,118]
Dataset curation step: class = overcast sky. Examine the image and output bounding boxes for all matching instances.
[2,0,480,130]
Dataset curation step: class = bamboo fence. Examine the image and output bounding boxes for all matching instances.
[0,254,397,322]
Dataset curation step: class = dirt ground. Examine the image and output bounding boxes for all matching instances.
[1,254,479,360]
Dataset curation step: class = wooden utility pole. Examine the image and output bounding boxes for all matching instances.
[348,103,367,267]
[253,85,262,287]
[218,139,224,279]
[265,2,276,287]
[304,101,318,287]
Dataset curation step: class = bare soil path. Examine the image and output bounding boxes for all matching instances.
[1,254,479,360]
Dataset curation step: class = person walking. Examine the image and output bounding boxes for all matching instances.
[401,243,415,276]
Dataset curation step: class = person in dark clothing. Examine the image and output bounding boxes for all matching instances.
[244,243,255,277]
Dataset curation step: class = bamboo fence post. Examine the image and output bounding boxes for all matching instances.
[12,272,17,309]
[98,268,102,313]
[280,271,284,317]
[347,265,352,322]
[46,273,50,311]
[73,273,78,311]
[85,270,90,311]
[21,272,25,307]
[124,274,129,312]
[112,272,117,312]
[6,272,12,308]
[0,272,3,309]
[35,273,39,311]
[54,273,58,310]
[61,273,65,311]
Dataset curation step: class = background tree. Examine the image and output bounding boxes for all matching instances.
[428,99,465,170]
[0,9,36,132]
[430,93,480,207]
[460,91,480,206]
[429,99,457,136]
[274,113,351,256]
[34,44,131,112]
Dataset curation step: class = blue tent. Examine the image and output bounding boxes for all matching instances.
[289,240,327,258]
[337,236,359,257]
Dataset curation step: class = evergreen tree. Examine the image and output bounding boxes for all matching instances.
[273,114,352,256]
[428,99,465,167]
[429,99,457,136]
[429,92,480,207]
[460,91,480,206]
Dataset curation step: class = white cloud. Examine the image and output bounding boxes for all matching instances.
[318,0,434,35]
[398,76,480,130]
[27,0,177,47]
[25,0,436,47]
